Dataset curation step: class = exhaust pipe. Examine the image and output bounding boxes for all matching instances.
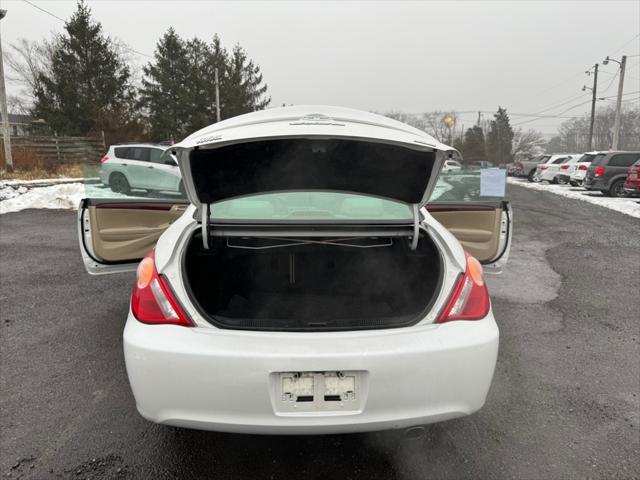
[404,426,426,439]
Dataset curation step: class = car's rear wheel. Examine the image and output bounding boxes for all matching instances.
[527,170,536,182]
[109,173,131,194]
[556,176,568,185]
[606,179,627,198]
[569,180,578,187]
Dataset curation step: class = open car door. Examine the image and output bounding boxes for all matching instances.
[78,165,189,274]
[427,168,512,273]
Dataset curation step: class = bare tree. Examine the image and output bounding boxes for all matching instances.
[384,110,457,143]
[512,128,545,159]
[4,37,54,108]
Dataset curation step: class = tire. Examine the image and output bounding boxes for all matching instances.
[109,172,131,194]
[569,181,578,187]
[606,179,627,198]
[556,176,568,185]
[527,169,536,182]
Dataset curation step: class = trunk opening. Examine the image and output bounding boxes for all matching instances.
[182,231,443,331]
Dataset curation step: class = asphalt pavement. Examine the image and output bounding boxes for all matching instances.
[1,185,639,479]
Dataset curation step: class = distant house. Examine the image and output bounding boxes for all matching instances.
[0,114,49,136]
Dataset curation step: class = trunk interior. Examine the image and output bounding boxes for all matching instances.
[183,231,443,331]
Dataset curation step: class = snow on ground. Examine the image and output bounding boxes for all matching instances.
[508,177,640,218]
[0,183,86,214]
[0,177,96,187]
[0,181,172,214]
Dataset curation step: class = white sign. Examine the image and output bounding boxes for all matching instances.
[480,168,506,197]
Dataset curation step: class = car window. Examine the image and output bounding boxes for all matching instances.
[577,154,596,163]
[429,167,506,203]
[590,154,608,166]
[113,147,129,159]
[128,147,150,162]
[552,157,567,164]
[210,192,414,221]
[608,153,639,167]
[158,151,178,166]
[149,148,165,164]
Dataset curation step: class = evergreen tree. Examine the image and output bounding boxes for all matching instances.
[139,28,190,141]
[461,125,487,160]
[485,107,514,164]
[141,32,270,140]
[33,1,138,139]
[222,44,270,119]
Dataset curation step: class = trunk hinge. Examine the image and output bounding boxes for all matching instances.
[410,204,420,251]
[201,203,210,249]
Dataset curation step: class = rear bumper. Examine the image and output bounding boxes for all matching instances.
[123,312,500,434]
[623,184,640,194]
[539,170,556,181]
[584,178,604,190]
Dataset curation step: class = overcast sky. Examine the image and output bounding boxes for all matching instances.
[1,0,639,135]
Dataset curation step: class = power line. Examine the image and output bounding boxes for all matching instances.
[599,69,620,94]
[609,33,640,56]
[21,0,153,59]
[22,0,65,21]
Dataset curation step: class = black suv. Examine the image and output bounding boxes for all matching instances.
[584,151,640,197]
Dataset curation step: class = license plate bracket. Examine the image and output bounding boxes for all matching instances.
[273,371,366,414]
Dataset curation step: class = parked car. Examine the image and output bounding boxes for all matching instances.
[568,151,603,186]
[442,159,463,172]
[532,154,573,182]
[511,154,551,181]
[584,151,640,196]
[538,154,580,183]
[78,106,512,435]
[623,159,640,196]
[469,160,494,169]
[100,144,184,195]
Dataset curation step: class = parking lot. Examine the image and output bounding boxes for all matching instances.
[1,184,639,479]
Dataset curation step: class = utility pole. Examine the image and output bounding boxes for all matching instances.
[611,55,626,150]
[214,67,221,122]
[0,9,14,172]
[587,63,598,151]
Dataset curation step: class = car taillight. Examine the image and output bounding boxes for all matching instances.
[437,253,490,323]
[131,251,192,326]
[560,165,569,170]
[595,166,605,177]
[101,155,109,163]
[578,165,588,171]
[540,165,548,170]
[516,162,524,170]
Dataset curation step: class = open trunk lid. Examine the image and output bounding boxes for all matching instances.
[171,106,454,209]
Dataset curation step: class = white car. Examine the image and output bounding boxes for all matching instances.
[100,143,184,195]
[569,152,605,186]
[537,154,580,183]
[78,106,512,435]
[532,154,574,182]
[441,159,462,173]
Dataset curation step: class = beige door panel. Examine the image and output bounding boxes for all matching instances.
[431,208,501,263]
[88,206,183,262]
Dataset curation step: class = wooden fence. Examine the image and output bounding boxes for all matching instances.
[0,135,106,165]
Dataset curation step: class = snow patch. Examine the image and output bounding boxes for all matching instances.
[0,183,85,214]
[508,178,640,218]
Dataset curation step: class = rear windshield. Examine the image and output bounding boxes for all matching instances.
[577,154,596,163]
[590,154,608,166]
[210,192,414,222]
[551,157,567,164]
